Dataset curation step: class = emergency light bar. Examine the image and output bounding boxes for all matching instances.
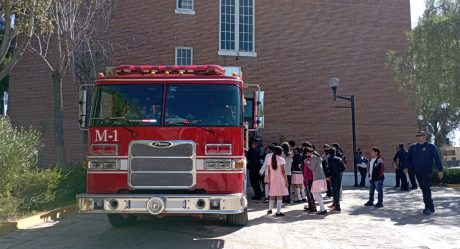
[115,65,226,76]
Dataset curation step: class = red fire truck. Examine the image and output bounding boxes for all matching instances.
[76,64,264,227]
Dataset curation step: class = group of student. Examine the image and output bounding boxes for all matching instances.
[247,130,445,217]
[246,140,352,216]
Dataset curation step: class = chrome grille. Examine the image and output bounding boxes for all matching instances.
[131,173,194,187]
[131,143,193,157]
[128,140,196,189]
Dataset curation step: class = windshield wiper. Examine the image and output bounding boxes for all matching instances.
[92,117,138,137]
[165,118,216,135]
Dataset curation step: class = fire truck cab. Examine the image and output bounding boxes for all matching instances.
[77,65,264,226]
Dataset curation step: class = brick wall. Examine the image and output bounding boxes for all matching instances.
[9,0,416,165]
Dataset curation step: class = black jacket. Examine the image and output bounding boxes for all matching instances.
[246,148,261,172]
[326,155,345,178]
[292,153,303,172]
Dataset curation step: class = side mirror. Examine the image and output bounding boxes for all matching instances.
[253,91,264,129]
[79,84,93,130]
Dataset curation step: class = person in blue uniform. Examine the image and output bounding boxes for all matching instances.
[394,144,409,191]
[405,131,444,215]
[246,140,262,200]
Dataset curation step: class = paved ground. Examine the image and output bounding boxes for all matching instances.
[1,187,459,249]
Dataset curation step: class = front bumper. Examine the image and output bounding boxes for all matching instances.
[77,193,247,215]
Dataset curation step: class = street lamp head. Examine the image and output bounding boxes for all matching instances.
[329,77,340,88]
[329,77,340,101]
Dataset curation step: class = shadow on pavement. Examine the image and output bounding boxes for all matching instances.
[1,187,459,249]
[347,187,460,227]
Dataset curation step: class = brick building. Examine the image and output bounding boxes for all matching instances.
[9,0,417,168]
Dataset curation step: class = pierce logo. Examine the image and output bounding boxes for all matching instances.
[151,141,173,148]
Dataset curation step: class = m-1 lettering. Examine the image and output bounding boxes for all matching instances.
[95,130,119,142]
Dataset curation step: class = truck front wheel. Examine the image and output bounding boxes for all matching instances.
[226,208,248,226]
[107,214,137,227]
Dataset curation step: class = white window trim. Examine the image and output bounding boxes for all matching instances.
[218,50,257,57]
[175,0,195,15]
[175,47,193,65]
[218,0,256,57]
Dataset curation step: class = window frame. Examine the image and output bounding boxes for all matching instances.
[175,0,195,15]
[218,0,257,57]
[175,47,193,65]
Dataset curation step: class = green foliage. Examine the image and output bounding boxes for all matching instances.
[0,0,53,81]
[0,117,42,187]
[278,134,287,146]
[11,168,61,212]
[0,117,86,221]
[0,0,53,34]
[52,166,86,207]
[433,167,460,185]
[386,0,460,147]
[0,117,43,219]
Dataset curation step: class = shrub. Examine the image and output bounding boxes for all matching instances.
[52,166,87,207]
[432,167,460,185]
[11,169,62,212]
[0,117,62,220]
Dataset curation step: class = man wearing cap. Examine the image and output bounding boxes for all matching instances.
[405,131,444,215]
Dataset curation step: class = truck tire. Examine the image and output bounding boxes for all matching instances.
[226,208,248,226]
[107,214,137,227]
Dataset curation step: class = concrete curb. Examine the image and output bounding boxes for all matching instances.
[0,204,76,235]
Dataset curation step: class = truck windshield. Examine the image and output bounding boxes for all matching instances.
[90,83,241,127]
[91,84,164,127]
[165,84,241,127]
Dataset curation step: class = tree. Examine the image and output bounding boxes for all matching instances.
[386,0,460,148]
[0,0,52,82]
[29,0,114,165]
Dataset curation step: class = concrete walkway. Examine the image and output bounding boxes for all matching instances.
[0,187,459,249]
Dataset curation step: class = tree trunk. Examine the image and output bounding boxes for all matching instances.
[52,73,66,166]
[434,133,444,149]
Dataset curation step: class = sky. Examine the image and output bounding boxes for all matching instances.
[410,0,426,28]
[410,0,460,146]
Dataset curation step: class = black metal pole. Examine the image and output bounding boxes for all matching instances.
[351,95,358,187]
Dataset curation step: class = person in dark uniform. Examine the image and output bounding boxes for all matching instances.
[321,144,333,198]
[392,147,401,189]
[405,131,444,215]
[394,144,409,191]
[325,147,345,212]
[407,142,418,190]
[246,140,262,200]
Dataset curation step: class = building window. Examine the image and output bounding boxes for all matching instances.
[219,0,256,57]
[175,47,193,65]
[176,0,195,15]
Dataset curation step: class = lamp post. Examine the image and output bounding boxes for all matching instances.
[328,78,358,187]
